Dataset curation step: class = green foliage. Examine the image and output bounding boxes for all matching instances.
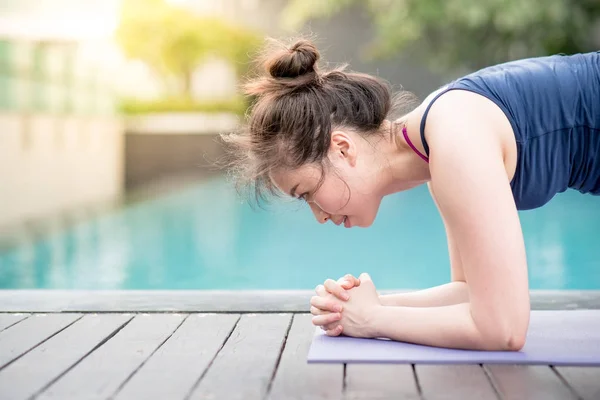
[282,0,600,71]
[118,96,248,116]
[116,0,262,98]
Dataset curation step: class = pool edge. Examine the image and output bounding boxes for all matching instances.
[0,289,599,312]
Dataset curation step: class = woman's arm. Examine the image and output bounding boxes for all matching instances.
[378,281,468,307]
[379,183,468,307]
[373,90,530,350]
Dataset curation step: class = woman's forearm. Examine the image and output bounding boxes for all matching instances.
[367,302,522,351]
[378,281,469,307]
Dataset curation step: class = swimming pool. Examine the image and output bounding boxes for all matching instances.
[1,175,599,290]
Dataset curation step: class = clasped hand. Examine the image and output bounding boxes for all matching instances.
[310,272,381,338]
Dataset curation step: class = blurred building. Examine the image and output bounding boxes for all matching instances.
[0,0,124,229]
[0,0,272,230]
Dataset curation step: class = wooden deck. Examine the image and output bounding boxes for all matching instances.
[0,290,599,400]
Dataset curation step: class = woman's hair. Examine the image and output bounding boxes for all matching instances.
[220,37,416,206]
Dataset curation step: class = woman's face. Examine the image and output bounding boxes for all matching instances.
[270,130,385,228]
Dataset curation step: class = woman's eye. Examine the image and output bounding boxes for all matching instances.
[298,192,309,201]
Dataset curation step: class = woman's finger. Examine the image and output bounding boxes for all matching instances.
[312,312,341,326]
[319,321,338,331]
[343,274,361,288]
[336,277,352,289]
[324,279,350,301]
[310,306,328,316]
[310,295,343,313]
[315,284,336,299]
[324,325,343,337]
[322,321,340,331]
[315,284,327,296]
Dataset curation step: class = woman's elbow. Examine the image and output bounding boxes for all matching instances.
[503,331,527,351]
[477,314,529,351]
[479,328,527,351]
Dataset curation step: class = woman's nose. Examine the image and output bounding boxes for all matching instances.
[309,203,329,224]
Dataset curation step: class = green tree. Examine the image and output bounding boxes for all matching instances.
[282,0,600,72]
[116,0,261,98]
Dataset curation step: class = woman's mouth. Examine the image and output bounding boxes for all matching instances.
[343,215,351,228]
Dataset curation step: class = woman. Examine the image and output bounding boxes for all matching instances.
[222,38,600,351]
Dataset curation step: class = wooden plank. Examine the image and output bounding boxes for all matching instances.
[0,313,29,332]
[416,365,498,400]
[267,314,343,400]
[485,365,577,400]
[345,364,420,400]
[113,313,239,400]
[188,313,292,400]
[0,313,81,368]
[37,313,184,400]
[553,366,600,400]
[0,313,132,400]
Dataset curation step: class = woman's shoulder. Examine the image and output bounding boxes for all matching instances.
[421,85,511,132]
[403,85,515,164]
[397,85,453,158]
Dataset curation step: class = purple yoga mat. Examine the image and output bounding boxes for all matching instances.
[307,310,600,365]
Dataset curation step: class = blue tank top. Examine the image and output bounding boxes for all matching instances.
[420,51,600,210]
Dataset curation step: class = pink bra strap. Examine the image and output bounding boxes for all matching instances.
[402,126,429,163]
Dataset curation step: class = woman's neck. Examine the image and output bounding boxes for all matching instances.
[376,117,432,196]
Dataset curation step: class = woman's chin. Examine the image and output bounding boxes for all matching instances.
[352,215,376,228]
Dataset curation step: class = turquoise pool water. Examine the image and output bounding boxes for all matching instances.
[1,176,599,290]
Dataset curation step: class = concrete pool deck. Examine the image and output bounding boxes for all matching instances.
[0,290,599,399]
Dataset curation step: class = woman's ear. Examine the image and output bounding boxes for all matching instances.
[330,130,357,166]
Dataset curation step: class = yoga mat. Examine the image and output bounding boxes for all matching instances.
[307,310,600,365]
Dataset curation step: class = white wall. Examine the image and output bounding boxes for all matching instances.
[0,113,124,228]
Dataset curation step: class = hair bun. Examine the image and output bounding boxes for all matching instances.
[267,39,320,79]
